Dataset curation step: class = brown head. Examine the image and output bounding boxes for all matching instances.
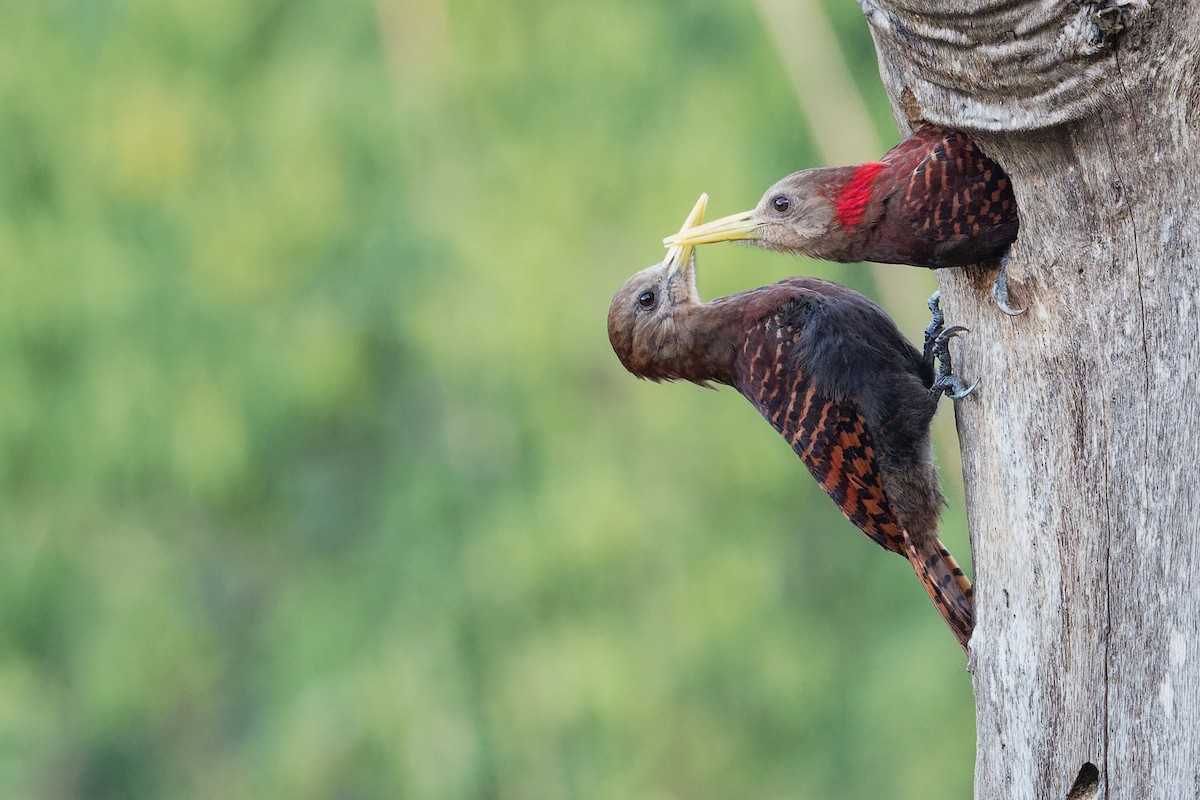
[608,195,709,382]
[663,166,863,259]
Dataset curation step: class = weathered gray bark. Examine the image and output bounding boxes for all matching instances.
[859,2,1200,798]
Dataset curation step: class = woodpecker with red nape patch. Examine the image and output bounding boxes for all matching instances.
[664,126,1024,315]
[611,195,976,651]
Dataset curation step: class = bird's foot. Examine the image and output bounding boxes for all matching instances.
[992,253,1027,317]
[930,326,979,401]
[922,290,945,365]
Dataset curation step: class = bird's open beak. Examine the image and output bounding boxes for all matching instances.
[664,192,708,283]
[662,208,760,247]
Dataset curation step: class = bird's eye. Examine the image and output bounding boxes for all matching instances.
[637,290,656,308]
[771,195,791,213]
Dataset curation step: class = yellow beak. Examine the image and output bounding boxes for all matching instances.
[664,193,709,280]
[662,208,760,247]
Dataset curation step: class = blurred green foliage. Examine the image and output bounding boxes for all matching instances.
[0,0,973,797]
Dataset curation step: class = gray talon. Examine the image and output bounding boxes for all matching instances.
[936,325,970,343]
[944,377,980,400]
[930,324,978,402]
[932,373,980,401]
[993,253,1027,317]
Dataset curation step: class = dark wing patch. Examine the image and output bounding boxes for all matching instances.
[735,309,907,555]
[896,130,1016,244]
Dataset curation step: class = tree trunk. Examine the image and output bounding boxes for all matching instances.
[859,2,1200,798]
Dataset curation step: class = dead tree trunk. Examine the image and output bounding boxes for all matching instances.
[858,2,1200,798]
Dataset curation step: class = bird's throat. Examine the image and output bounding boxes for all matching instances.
[654,302,742,386]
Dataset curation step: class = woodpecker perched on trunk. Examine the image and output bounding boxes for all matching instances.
[612,195,975,650]
[664,126,1024,315]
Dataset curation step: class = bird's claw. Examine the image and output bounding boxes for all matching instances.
[993,253,1027,317]
[930,324,979,401]
[936,324,970,343]
[933,375,980,400]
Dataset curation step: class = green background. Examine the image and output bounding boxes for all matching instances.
[0,0,974,797]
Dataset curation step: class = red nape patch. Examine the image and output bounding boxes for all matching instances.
[834,162,886,229]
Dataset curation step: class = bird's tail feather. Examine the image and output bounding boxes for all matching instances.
[903,533,974,651]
